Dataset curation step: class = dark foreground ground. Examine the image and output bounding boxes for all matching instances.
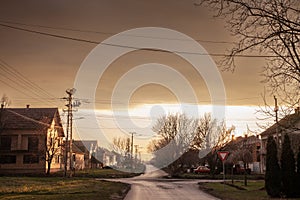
[0,169,138,200]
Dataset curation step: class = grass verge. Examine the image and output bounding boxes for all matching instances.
[198,180,300,200]
[51,168,143,178]
[176,173,264,180]
[199,181,269,200]
[0,176,130,200]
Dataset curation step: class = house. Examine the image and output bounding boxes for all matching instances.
[97,147,118,167]
[259,107,300,172]
[72,140,101,168]
[223,135,262,173]
[0,105,64,174]
[71,143,85,170]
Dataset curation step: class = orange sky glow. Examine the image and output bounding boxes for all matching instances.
[0,1,276,159]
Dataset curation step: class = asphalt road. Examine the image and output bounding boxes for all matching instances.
[107,165,220,200]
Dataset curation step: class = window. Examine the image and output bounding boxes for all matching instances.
[0,155,16,164]
[28,136,39,152]
[23,155,39,164]
[0,136,11,151]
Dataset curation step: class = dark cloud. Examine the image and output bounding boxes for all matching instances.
[0,0,266,108]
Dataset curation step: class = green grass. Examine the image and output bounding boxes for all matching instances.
[51,168,143,178]
[199,181,268,200]
[176,173,265,180]
[0,177,129,200]
[199,181,300,200]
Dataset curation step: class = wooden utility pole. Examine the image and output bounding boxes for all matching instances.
[130,132,136,169]
[274,96,279,145]
[63,88,76,177]
[134,144,139,160]
[130,132,136,159]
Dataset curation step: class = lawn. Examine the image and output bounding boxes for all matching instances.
[0,168,140,200]
[176,173,264,180]
[199,181,300,200]
[199,181,268,200]
[0,176,130,200]
[52,168,143,178]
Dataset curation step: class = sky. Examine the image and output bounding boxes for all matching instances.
[0,0,274,157]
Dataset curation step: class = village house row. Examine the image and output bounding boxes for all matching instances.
[0,105,117,174]
[0,104,299,174]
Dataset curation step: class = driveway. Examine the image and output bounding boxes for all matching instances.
[104,165,220,200]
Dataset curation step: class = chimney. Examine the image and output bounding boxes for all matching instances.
[26,104,30,109]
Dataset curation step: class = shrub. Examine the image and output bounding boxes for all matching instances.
[265,136,281,197]
[296,146,300,197]
[281,134,296,197]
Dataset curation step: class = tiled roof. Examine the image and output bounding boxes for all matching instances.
[72,143,86,154]
[223,135,258,151]
[0,108,64,135]
[260,112,300,137]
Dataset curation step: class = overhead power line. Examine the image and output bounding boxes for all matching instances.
[0,59,61,107]
[0,79,40,101]
[0,22,282,58]
[0,59,58,99]
[0,23,98,44]
[0,19,235,44]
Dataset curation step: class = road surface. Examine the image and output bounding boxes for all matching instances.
[105,165,220,200]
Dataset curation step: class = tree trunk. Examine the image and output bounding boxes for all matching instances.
[231,166,234,184]
[46,160,51,175]
[244,163,247,186]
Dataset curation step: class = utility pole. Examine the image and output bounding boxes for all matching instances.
[63,88,76,177]
[130,132,136,169]
[274,96,279,146]
[134,144,138,160]
[130,132,135,159]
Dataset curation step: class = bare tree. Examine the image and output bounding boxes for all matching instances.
[199,0,300,113]
[191,113,214,150]
[151,113,198,151]
[0,95,10,134]
[38,117,63,175]
[1,94,10,108]
[111,137,131,167]
[45,128,62,175]
[148,113,198,175]
[0,94,10,133]
[194,113,234,158]
[111,137,131,157]
[204,121,234,175]
[148,113,234,175]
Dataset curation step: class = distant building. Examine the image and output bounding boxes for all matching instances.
[260,108,300,172]
[72,140,100,169]
[71,143,85,170]
[0,106,64,174]
[224,135,261,173]
[97,147,118,167]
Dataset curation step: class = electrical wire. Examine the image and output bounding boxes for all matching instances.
[0,59,59,100]
[0,22,282,58]
[0,19,235,44]
[0,60,62,107]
